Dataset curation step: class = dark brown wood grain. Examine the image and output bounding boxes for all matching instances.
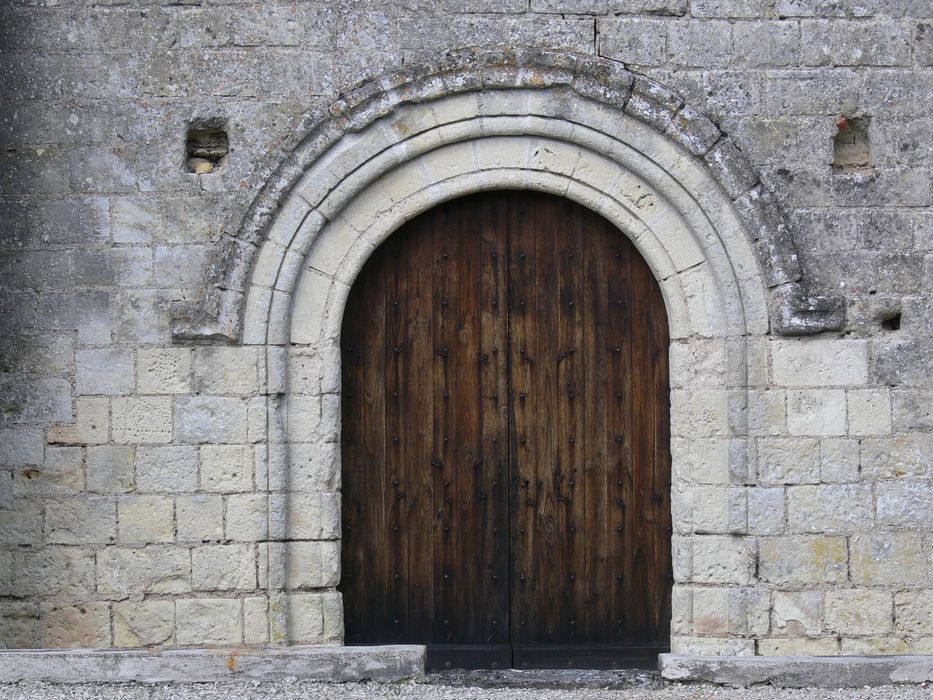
[339,190,671,665]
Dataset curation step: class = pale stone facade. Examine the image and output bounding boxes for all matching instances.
[0,0,931,661]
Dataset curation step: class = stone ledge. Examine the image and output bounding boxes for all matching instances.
[659,653,933,688]
[0,645,425,684]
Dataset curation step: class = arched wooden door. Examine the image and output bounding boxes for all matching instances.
[340,191,671,670]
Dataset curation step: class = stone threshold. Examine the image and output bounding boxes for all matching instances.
[0,645,425,684]
[660,653,933,687]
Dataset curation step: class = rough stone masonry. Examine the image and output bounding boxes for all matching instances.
[0,0,931,664]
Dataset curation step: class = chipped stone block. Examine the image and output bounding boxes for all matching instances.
[113,600,174,647]
[895,590,933,634]
[772,590,822,637]
[876,480,933,529]
[690,536,755,585]
[862,434,933,480]
[14,547,95,596]
[757,437,820,485]
[13,446,84,496]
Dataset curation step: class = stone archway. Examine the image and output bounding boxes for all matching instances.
[170,48,844,653]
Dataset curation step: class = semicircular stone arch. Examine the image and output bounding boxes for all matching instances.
[169,49,846,653]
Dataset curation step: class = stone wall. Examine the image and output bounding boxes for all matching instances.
[1,0,931,654]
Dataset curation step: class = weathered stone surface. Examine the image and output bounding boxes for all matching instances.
[137,348,192,394]
[40,603,111,648]
[895,590,933,634]
[757,438,820,484]
[876,481,933,529]
[758,536,847,585]
[850,532,926,585]
[175,396,248,444]
[112,397,173,444]
[825,589,893,635]
[86,445,134,493]
[192,544,257,591]
[200,444,254,492]
[113,600,175,648]
[786,484,873,533]
[45,497,117,544]
[771,339,868,386]
[96,547,190,597]
[135,445,198,493]
[175,599,242,646]
[771,590,821,637]
[176,495,224,543]
[118,495,174,543]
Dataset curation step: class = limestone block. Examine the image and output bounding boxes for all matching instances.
[286,541,341,589]
[175,396,248,444]
[193,346,261,395]
[786,484,873,533]
[847,388,892,436]
[0,428,43,466]
[690,536,754,585]
[281,590,343,645]
[135,445,198,493]
[692,486,746,534]
[825,589,893,635]
[286,394,322,443]
[40,603,110,648]
[76,348,134,395]
[289,492,341,540]
[247,396,268,443]
[692,587,769,636]
[851,532,926,586]
[86,445,134,493]
[200,444,253,492]
[0,499,43,545]
[669,339,727,389]
[47,397,109,445]
[14,547,95,596]
[758,637,839,655]
[745,390,786,436]
[0,601,38,649]
[244,596,270,645]
[96,547,190,597]
[895,590,933,634]
[13,446,84,496]
[112,396,172,444]
[45,497,117,544]
[786,390,846,436]
[290,442,340,492]
[772,590,822,637]
[820,438,859,483]
[136,347,192,394]
[771,339,868,387]
[670,390,730,438]
[192,544,257,591]
[747,487,786,535]
[176,599,243,646]
[876,480,933,529]
[757,437,820,484]
[113,600,174,647]
[861,435,933,479]
[893,390,933,431]
[670,636,755,656]
[176,495,224,543]
[759,536,848,585]
[118,495,174,543]
[840,637,910,655]
[225,494,268,541]
[671,438,730,484]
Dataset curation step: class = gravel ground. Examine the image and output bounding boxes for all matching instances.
[0,670,930,700]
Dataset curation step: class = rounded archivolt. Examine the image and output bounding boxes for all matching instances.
[171,47,844,343]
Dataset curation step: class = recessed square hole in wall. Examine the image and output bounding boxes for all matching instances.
[832,115,873,175]
[185,123,228,174]
[881,312,901,331]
